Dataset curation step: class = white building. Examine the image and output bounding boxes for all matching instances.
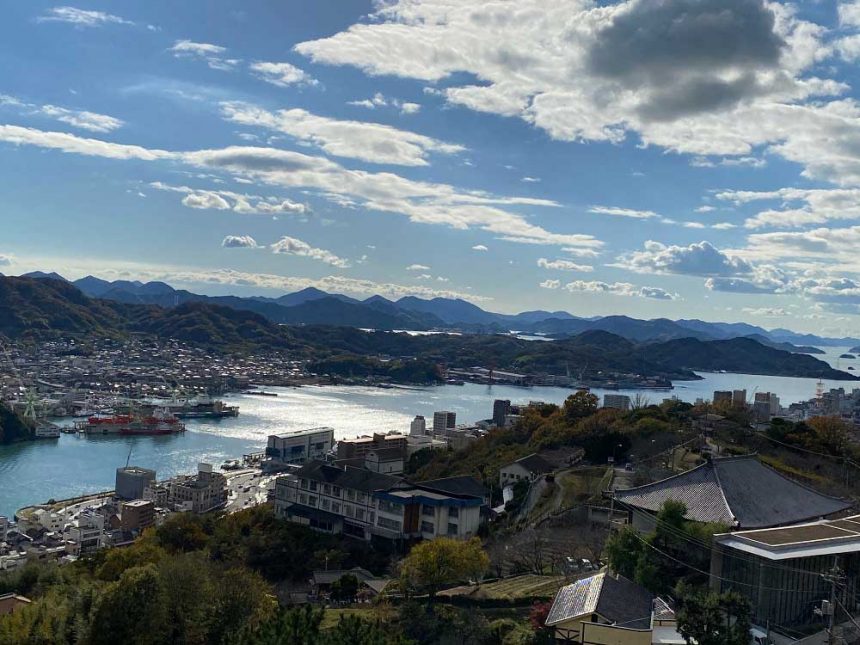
[168,463,227,513]
[410,415,427,436]
[432,411,456,435]
[603,394,631,411]
[266,427,334,467]
[499,453,554,489]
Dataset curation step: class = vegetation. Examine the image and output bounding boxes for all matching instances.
[399,537,490,603]
[307,355,443,383]
[677,591,752,645]
[0,402,33,444]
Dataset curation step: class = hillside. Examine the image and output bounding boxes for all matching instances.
[0,402,33,444]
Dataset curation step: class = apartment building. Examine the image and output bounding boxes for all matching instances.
[274,461,486,542]
[266,427,335,468]
[168,463,227,514]
[335,433,407,460]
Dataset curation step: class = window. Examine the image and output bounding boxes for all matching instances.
[356,508,365,521]
[448,507,459,518]
[315,442,326,450]
[333,486,341,497]
[378,500,403,515]
[368,511,374,522]
[347,490,356,501]
[309,480,318,491]
[447,523,458,536]
[300,479,308,490]
[345,505,354,517]
[422,506,435,517]
[323,484,331,495]
[299,494,308,505]
[421,521,434,534]
[308,496,317,506]
[332,503,340,514]
[377,516,401,531]
[321,499,330,510]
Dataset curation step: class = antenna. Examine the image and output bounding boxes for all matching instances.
[126,445,133,468]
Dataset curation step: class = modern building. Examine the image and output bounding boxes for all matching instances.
[115,466,156,501]
[713,390,733,405]
[499,453,554,489]
[614,454,852,531]
[274,460,486,542]
[120,499,155,533]
[432,411,456,435]
[711,515,860,629]
[336,433,407,460]
[603,394,632,411]
[363,449,405,475]
[752,391,781,421]
[168,463,227,513]
[266,427,334,467]
[492,399,511,427]
[410,415,426,436]
[67,510,105,555]
[732,389,747,407]
[142,483,169,507]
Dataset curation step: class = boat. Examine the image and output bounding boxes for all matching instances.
[221,459,242,471]
[150,395,239,419]
[34,421,61,439]
[242,390,278,397]
[74,407,185,436]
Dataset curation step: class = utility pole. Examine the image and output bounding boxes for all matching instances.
[822,558,845,645]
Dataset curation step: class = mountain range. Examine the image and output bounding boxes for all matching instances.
[16,271,857,351]
[1,275,854,382]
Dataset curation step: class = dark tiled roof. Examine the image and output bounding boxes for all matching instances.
[515,453,554,474]
[367,448,404,461]
[614,455,852,528]
[296,461,402,493]
[418,475,488,500]
[546,573,652,628]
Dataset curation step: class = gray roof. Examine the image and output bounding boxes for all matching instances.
[546,573,652,628]
[296,461,402,493]
[418,475,489,500]
[514,453,554,475]
[614,455,852,528]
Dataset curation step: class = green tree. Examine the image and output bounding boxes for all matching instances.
[325,614,413,645]
[330,574,360,602]
[563,391,599,422]
[87,564,169,645]
[154,513,210,553]
[677,591,751,645]
[241,605,324,645]
[399,537,489,603]
[604,526,642,579]
[207,567,275,644]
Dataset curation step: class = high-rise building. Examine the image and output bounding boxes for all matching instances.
[115,466,156,501]
[410,415,426,436]
[603,394,631,411]
[266,427,334,466]
[732,390,747,407]
[713,391,732,405]
[433,411,456,434]
[492,400,511,427]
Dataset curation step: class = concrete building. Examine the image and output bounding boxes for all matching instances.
[732,389,747,407]
[603,394,632,411]
[0,516,7,542]
[492,399,511,427]
[142,483,169,507]
[410,415,426,436]
[266,427,334,467]
[364,449,404,475]
[499,453,554,489]
[752,391,781,421]
[168,463,227,513]
[432,411,456,435]
[711,515,860,630]
[115,466,156,501]
[67,510,105,555]
[713,390,733,405]
[274,461,486,542]
[336,433,407,460]
[121,499,155,533]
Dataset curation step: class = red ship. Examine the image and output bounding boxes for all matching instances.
[75,407,186,436]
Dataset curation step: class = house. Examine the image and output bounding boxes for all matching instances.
[613,454,852,531]
[364,448,404,475]
[0,593,31,616]
[499,453,554,489]
[711,514,860,629]
[546,572,654,642]
[274,461,487,542]
[311,567,392,598]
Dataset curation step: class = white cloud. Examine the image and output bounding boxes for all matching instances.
[472,244,488,251]
[221,235,258,248]
[695,205,716,213]
[400,102,421,114]
[406,264,430,271]
[615,241,751,277]
[563,280,678,300]
[540,279,561,289]
[0,124,599,253]
[249,61,316,87]
[38,6,132,27]
[683,222,706,229]
[150,181,308,215]
[270,236,349,268]
[170,40,240,71]
[717,186,860,229]
[182,192,230,210]
[742,306,788,316]
[0,95,123,133]
[589,206,657,219]
[220,102,463,166]
[295,0,860,187]
[711,222,737,230]
[348,93,421,114]
[537,258,593,272]
[0,254,12,266]
[521,176,540,183]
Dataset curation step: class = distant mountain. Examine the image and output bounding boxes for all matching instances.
[396,296,500,325]
[275,287,358,307]
[73,275,114,297]
[22,271,69,282]
[742,334,824,355]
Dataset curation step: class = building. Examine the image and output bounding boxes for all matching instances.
[732,389,747,407]
[499,453,554,489]
[336,433,407,460]
[432,411,456,435]
[168,463,227,513]
[67,510,105,555]
[120,499,155,533]
[752,392,781,422]
[266,427,334,467]
[546,572,654,642]
[363,449,404,475]
[274,461,486,542]
[410,415,426,436]
[713,390,733,405]
[603,394,632,411]
[492,399,511,427]
[614,454,852,531]
[0,593,31,616]
[142,483,169,507]
[711,515,860,629]
[0,516,8,541]
[115,466,156,501]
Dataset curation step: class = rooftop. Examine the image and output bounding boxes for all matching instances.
[546,572,653,629]
[270,427,335,440]
[295,461,402,493]
[715,514,860,560]
[614,454,852,528]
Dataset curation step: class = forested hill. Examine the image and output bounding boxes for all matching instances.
[0,276,854,381]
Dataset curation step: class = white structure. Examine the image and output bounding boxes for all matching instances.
[67,510,105,555]
[364,449,404,475]
[603,394,631,411]
[410,415,427,436]
[168,463,227,513]
[266,427,334,466]
[499,453,554,489]
[432,411,456,435]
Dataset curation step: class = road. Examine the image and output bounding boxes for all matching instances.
[224,468,279,513]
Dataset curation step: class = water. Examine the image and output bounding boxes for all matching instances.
[1,348,858,517]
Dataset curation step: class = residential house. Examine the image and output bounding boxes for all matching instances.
[499,453,554,489]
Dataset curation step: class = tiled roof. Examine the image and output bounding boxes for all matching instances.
[296,461,402,493]
[418,475,488,500]
[614,455,852,528]
[514,453,554,474]
[546,573,653,628]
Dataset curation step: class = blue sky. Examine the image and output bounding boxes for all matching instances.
[5,1,860,334]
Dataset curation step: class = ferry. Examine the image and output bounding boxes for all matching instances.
[149,395,239,419]
[75,407,185,436]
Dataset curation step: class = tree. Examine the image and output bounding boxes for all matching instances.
[154,513,209,553]
[605,526,642,579]
[399,537,489,603]
[677,591,751,645]
[207,567,275,644]
[88,564,169,645]
[330,574,360,602]
[808,416,851,456]
[563,391,598,422]
[242,605,324,645]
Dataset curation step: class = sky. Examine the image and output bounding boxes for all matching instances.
[5,2,860,335]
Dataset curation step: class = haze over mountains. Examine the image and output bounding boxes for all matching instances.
[16,272,858,350]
